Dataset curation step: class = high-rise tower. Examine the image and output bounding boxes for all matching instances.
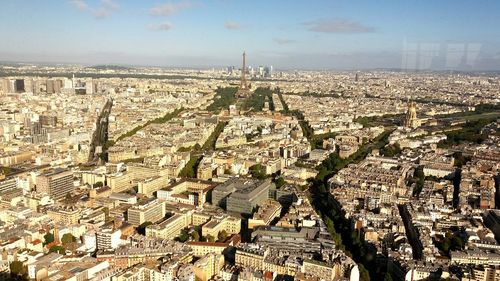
[237,52,250,97]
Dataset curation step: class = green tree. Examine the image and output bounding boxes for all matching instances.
[241,87,275,111]
[437,118,495,148]
[249,164,267,179]
[206,87,238,113]
[102,207,110,221]
[190,231,200,242]
[383,273,393,281]
[441,238,451,253]
[0,166,11,175]
[9,261,27,276]
[202,122,227,150]
[179,155,202,178]
[217,230,228,242]
[43,232,54,246]
[411,166,425,196]
[61,233,77,245]
[380,143,401,157]
[451,236,464,250]
[64,192,73,204]
[414,166,425,179]
[275,177,286,188]
[49,245,66,254]
[358,264,371,281]
[206,234,215,243]
[94,181,104,187]
[176,230,189,242]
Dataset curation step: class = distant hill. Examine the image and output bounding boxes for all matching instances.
[85,65,132,71]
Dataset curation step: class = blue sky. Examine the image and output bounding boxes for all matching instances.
[0,0,499,70]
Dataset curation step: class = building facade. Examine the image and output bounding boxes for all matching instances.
[36,169,74,200]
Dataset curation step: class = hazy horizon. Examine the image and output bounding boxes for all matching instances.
[1,0,500,70]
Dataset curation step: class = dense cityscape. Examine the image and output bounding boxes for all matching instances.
[1,59,499,281]
[1,1,500,281]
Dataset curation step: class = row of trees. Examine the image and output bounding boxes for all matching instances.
[308,130,393,281]
[178,122,228,178]
[285,109,315,143]
[273,88,399,279]
[178,155,203,178]
[275,89,289,112]
[186,88,238,165]
[276,89,341,150]
[106,107,183,148]
[175,229,229,243]
[43,232,77,245]
[202,122,227,151]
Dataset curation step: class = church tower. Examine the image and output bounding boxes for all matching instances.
[404,99,420,129]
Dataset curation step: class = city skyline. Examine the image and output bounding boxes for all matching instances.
[1,0,500,70]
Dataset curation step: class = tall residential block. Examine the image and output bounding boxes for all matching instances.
[36,168,74,200]
[127,199,166,226]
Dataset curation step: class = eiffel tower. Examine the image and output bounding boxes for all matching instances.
[236,51,250,98]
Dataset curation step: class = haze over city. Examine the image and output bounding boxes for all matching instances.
[1,0,500,69]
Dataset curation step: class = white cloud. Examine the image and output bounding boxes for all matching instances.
[69,0,88,11]
[273,38,295,45]
[224,21,241,30]
[102,0,119,10]
[148,22,174,31]
[150,1,194,16]
[304,19,375,34]
[69,0,119,19]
